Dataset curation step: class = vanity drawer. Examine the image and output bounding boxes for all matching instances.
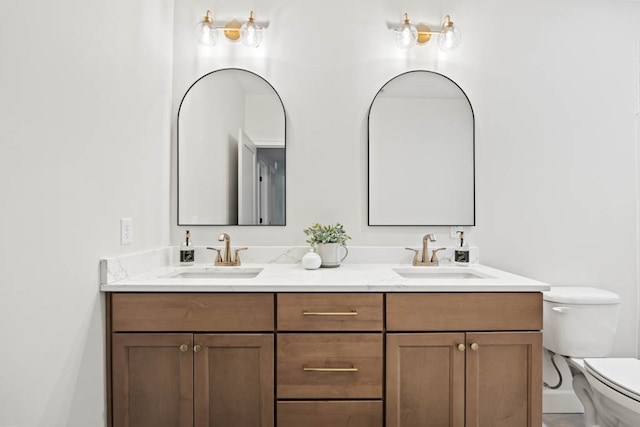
[111,293,274,332]
[277,401,383,427]
[277,293,383,331]
[277,333,383,399]
[386,292,542,331]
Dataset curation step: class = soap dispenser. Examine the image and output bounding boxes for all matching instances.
[454,231,469,265]
[180,230,195,266]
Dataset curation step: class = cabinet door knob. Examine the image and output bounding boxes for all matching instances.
[470,343,479,351]
[194,345,202,353]
[180,344,189,352]
[457,343,466,352]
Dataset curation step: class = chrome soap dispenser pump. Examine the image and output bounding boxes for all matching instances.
[454,231,469,265]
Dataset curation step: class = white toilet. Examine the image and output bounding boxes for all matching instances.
[543,286,640,427]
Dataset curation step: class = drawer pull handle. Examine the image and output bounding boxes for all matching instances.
[179,344,189,352]
[302,311,358,316]
[457,344,465,352]
[303,366,359,372]
[193,345,202,353]
[470,343,479,351]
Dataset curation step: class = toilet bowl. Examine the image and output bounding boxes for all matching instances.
[543,287,640,427]
[584,358,640,427]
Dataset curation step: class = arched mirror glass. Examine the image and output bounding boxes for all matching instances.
[368,70,474,225]
[178,69,286,225]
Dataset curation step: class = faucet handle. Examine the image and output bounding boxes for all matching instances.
[405,247,420,266]
[206,247,223,264]
[233,247,248,265]
[430,247,446,264]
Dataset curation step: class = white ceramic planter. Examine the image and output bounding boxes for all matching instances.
[315,243,349,268]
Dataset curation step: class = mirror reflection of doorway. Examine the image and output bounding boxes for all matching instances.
[238,128,285,225]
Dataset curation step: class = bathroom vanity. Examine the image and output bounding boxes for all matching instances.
[101,259,547,427]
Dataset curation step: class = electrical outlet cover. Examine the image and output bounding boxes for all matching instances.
[120,218,133,245]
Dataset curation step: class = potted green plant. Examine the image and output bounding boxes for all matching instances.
[303,223,351,268]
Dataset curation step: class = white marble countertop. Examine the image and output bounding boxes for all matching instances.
[100,262,550,293]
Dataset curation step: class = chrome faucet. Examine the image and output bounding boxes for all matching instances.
[206,233,247,266]
[405,234,446,266]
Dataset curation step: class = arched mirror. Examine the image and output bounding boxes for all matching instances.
[178,69,286,225]
[368,71,474,226]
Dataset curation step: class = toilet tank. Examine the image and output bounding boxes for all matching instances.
[543,287,620,358]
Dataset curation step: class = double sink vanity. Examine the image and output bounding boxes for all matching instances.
[101,247,548,427]
[132,53,541,427]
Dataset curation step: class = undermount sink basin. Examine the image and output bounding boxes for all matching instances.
[164,267,263,279]
[393,267,491,280]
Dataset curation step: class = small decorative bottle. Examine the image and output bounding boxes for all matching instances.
[180,230,195,266]
[301,248,322,270]
[454,231,469,265]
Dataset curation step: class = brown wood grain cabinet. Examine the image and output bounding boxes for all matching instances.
[112,333,194,427]
[275,293,385,425]
[386,293,542,427]
[109,293,275,427]
[465,332,542,427]
[107,291,542,427]
[277,401,383,427]
[386,333,466,427]
[277,332,383,399]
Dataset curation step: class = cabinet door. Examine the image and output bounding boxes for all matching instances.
[112,333,194,427]
[194,334,274,427]
[465,332,542,427]
[386,333,465,427]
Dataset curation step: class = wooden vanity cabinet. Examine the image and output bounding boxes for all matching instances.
[107,291,542,427]
[386,293,543,427]
[108,293,275,427]
[276,293,384,426]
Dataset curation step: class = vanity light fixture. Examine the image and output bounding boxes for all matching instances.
[196,10,218,47]
[240,11,263,48]
[393,13,461,51]
[196,10,264,48]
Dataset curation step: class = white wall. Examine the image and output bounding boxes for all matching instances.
[172,0,640,411]
[1,0,638,423]
[0,1,173,426]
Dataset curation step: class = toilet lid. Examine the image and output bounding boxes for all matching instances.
[584,358,640,401]
[543,287,620,304]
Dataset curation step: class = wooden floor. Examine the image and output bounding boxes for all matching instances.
[542,413,585,427]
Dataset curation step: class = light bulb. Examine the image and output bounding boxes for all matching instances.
[196,10,218,47]
[241,11,263,47]
[438,15,461,51]
[395,13,417,49]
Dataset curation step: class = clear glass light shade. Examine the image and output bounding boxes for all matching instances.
[395,22,418,49]
[241,20,263,47]
[196,20,218,46]
[438,25,461,51]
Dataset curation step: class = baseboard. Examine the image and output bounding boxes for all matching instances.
[543,388,584,413]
